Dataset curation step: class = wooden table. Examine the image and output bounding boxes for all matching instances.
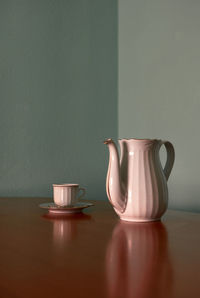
[0,198,199,298]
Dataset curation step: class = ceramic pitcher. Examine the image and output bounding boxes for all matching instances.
[104,138,175,222]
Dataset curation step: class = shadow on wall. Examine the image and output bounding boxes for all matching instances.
[0,0,117,198]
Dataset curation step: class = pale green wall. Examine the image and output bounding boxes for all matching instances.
[0,0,117,199]
[119,0,200,212]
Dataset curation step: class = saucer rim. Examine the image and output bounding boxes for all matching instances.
[39,202,94,210]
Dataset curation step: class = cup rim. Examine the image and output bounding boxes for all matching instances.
[53,183,79,187]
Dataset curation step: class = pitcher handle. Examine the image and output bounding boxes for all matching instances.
[160,140,175,181]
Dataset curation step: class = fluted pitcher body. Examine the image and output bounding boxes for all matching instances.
[104,138,175,222]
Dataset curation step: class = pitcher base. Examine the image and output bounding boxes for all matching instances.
[119,216,161,223]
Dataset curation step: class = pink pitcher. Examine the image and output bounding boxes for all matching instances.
[104,138,175,222]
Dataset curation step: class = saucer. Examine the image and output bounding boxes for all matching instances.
[39,202,94,215]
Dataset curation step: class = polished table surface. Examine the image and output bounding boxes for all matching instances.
[0,198,199,298]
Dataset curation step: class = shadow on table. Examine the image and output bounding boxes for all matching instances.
[105,221,173,298]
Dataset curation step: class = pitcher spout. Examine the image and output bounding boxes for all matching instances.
[104,139,126,213]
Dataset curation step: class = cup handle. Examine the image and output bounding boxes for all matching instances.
[77,187,86,200]
[160,140,175,181]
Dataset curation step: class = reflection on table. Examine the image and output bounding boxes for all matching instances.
[42,213,92,246]
[106,221,173,298]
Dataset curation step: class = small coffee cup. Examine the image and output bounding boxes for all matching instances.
[53,184,86,207]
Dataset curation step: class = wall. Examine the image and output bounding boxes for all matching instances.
[119,0,200,211]
[0,0,117,199]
